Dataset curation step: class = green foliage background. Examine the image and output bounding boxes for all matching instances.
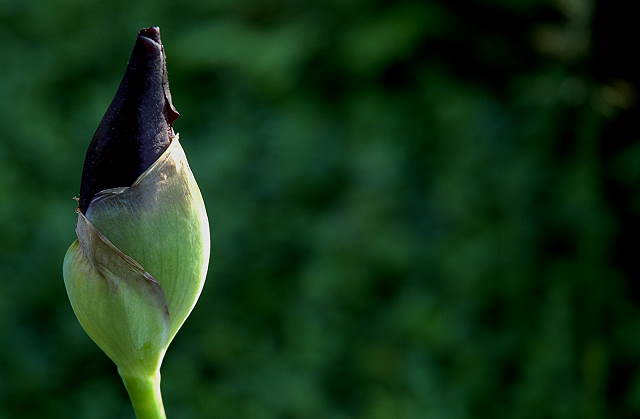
[0,0,638,418]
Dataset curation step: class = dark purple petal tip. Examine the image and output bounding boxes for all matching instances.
[78,26,179,213]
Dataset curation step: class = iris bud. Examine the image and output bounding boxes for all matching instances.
[62,27,209,419]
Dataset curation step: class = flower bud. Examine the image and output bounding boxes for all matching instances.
[63,27,210,381]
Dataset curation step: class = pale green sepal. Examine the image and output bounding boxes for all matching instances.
[62,212,170,376]
[85,136,210,342]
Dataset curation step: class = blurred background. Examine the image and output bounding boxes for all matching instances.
[0,0,638,418]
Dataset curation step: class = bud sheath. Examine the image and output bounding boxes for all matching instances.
[62,27,210,419]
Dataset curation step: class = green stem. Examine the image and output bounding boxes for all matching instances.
[120,371,166,419]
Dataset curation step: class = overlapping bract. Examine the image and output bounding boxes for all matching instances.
[63,137,210,376]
